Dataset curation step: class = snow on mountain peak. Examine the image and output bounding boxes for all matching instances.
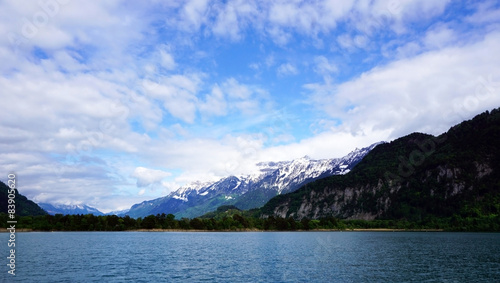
[171,143,380,200]
[124,142,382,218]
[173,180,213,194]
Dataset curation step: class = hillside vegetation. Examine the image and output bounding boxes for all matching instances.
[260,108,500,231]
[0,181,47,216]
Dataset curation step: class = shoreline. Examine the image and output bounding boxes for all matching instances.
[2,228,445,233]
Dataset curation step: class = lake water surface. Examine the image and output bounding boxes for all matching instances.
[2,231,499,282]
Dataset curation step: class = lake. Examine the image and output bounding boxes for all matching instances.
[2,231,499,282]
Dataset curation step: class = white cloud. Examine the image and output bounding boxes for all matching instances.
[260,125,391,162]
[367,0,451,33]
[277,63,298,76]
[0,70,135,155]
[267,0,354,35]
[337,34,355,49]
[266,26,292,45]
[199,85,228,117]
[135,134,263,181]
[152,0,455,45]
[160,49,176,71]
[145,74,201,123]
[265,54,275,67]
[314,56,338,77]
[249,63,259,70]
[395,41,422,58]
[466,0,500,24]
[0,0,149,70]
[52,50,88,72]
[212,0,258,40]
[268,2,300,27]
[423,24,457,49]
[215,78,270,115]
[131,167,172,187]
[179,0,210,31]
[223,77,252,99]
[306,31,500,139]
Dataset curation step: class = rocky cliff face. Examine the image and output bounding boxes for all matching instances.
[261,109,500,221]
[267,162,495,220]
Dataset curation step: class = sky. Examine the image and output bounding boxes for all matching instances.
[1,0,500,213]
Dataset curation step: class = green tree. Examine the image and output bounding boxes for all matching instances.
[232,214,249,228]
[190,218,206,230]
[142,215,157,229]
[164,214,176,229]
[178,218,191,229]
[107,215,120,230]
[123,215,137,230]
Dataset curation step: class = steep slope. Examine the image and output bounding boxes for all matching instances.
[126,143,379,218]
[0,181,47,216]
[261,108,500,222]
[38,203,104,216]
[233,145,377,210]
[126,181,213,218]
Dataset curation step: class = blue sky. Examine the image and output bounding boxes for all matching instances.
[1,0,500,212]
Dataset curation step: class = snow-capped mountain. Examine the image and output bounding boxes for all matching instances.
[39,203,104,216]
[126,142,382,218]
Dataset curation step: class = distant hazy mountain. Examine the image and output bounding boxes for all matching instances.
[38,203,104,216]
[106,208,130,216]
[0,181,47,216]
[126,143,381,218]
[260,108,500,222]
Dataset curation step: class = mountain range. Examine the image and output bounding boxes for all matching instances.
[2,108,498,225]
[38,203,105,216]
[260,108,500,223]
[125,143,380,218]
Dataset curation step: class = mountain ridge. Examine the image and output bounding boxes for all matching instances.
[38,203,105,216]
[125,143,381,218]
[0,181,47,216]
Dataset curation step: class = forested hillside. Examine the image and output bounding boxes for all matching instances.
[0,181,47,216]
[260,108,500,230]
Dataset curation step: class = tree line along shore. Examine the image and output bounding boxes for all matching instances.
[0,212,496,232]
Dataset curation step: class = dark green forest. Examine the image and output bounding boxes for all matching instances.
[0,181,47,216]
[1,206,498,232]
